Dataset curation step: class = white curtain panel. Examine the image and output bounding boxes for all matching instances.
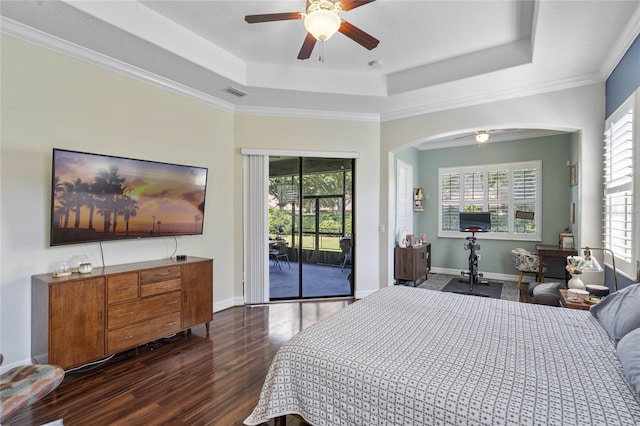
[243,154,269,304]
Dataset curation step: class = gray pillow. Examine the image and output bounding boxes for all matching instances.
[532,282,564,296]
[590,283,640,344]
[617,327,640,396]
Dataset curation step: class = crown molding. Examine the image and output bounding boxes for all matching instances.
[1,14,631,125]
[1,17,378,122]
[234,105,380,123]
[380,72,604,122]
[1,17,236,113]
[416,129,567,151]
[600,6,640,79]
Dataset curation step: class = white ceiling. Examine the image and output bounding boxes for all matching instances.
[1,0,639,139]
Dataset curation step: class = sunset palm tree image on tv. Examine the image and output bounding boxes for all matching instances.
[51,149,208,246]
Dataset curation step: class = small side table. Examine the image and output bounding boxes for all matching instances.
[559,289,590,311]
[394,244,430,286]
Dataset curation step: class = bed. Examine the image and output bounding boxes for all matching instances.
[245,285,640,425]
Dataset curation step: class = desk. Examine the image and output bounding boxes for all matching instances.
[536,245,578,283]
[559,289,591,310]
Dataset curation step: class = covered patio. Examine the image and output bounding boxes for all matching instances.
[269,261,352,299]
[269,156,354,300]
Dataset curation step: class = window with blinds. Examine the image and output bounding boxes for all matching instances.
[604,106,633,264]
[438,161,541,240]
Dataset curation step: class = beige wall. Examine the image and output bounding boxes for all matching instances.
[0,35,382,367]
[0,34,235,366]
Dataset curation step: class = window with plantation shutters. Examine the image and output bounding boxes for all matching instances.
[488,170,509,233]
[438,161,541,240]
[604,104,634,266]
[441,173,460,231]
[512,168,538,236]
[396,159,413,237]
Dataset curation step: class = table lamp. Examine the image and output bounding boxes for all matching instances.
[579,246,618,291]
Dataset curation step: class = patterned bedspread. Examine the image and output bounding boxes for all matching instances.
[245,286,640,425]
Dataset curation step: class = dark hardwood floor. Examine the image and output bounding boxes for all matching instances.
[7,300,352,426]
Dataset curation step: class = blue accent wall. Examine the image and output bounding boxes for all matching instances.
[605,33,639,288]
[606,34,640,118]
[616,271,636,289]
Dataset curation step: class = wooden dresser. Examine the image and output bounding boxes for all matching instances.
[32,257,213,370]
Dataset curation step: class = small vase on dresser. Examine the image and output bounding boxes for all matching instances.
[568,273,586,290]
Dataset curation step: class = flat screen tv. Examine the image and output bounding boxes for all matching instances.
[51,148,208,246]
[459,212,491,232]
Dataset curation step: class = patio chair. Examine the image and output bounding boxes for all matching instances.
[340,237,352,271]
[270,241,290,270]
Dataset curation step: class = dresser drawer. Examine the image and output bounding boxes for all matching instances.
[141,278,181,297]
[140,266,181,284]
[107,312,181,353]
[107,273,139,304]
[107,291,181,330]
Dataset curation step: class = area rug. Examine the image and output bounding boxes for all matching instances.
[417,273,520,302]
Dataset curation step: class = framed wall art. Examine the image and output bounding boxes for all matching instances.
[561,234,575,249]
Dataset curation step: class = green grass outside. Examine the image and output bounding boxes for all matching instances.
[272,234,343,252]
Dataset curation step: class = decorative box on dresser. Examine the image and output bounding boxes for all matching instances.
[394,244,431,285]
[32,257,213,370]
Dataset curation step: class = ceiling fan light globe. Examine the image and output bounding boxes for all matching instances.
[304,9,341,41]
[475,131,490,143]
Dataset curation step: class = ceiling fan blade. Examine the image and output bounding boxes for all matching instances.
[245,12,303,24]
[454,133,474,140]
[340,0,376,11]
[338,20,379,50]
[297,33,317,60]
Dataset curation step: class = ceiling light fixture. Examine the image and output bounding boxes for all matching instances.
[304,0,342,41]
[475,131,490,143]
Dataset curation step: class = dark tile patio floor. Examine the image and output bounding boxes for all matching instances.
[269,261,352,299]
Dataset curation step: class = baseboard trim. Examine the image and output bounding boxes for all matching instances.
[430,267,520,283]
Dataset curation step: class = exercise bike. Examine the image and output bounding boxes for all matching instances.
[458,229,489,295]
[456,212,491,296]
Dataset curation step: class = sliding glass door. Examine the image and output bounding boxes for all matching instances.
[268,156,354,300]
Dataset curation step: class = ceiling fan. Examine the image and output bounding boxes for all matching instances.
[455,129,520,143]
[245,0,379,60]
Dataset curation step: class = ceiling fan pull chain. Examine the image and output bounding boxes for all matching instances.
[319,40,325,62]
